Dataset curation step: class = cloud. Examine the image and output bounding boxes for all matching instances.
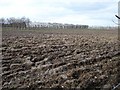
[0,0,119,26]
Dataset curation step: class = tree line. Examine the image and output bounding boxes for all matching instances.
[0,17,30,29]
[0,17,89,30]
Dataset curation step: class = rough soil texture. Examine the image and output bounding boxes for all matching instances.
[2,29,120,89]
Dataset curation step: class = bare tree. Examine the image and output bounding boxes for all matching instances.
[0,18,5,28]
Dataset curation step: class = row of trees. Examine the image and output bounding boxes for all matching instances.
[0,17,89,29]
[0,17,30,29]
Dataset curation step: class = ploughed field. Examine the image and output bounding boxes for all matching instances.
[2,29,120,89]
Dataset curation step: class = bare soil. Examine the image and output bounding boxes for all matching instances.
[2,29,120,89]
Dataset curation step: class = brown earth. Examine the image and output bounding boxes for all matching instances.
[1,29,120,89]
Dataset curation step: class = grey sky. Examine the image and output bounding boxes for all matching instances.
[0,0,119,26]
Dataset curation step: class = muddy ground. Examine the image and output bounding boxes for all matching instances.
[1,29,120,89]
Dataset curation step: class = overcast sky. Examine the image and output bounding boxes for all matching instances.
[0,0,119,26]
